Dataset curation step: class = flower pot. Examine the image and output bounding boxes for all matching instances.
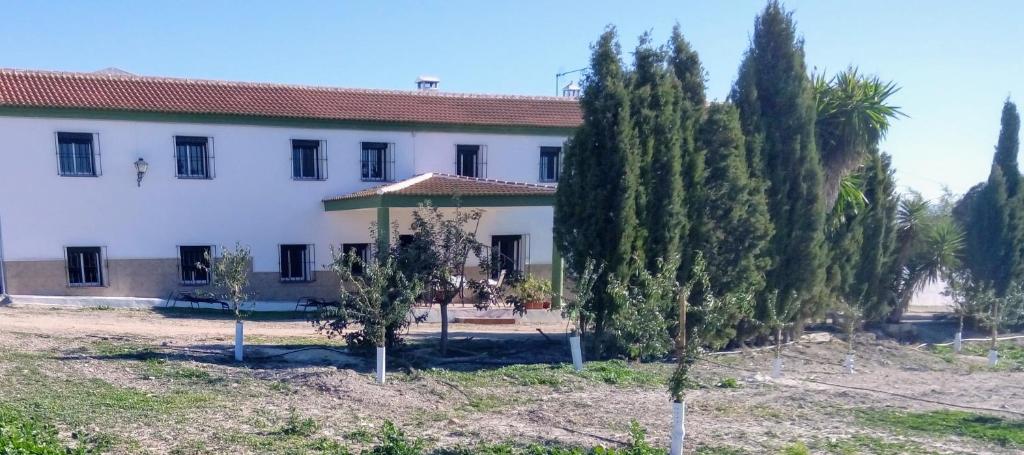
[525,300,551,310]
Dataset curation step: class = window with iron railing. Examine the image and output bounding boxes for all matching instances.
[280,244,315,282]
[456,144,487,178]
[539,146,561,182]
[361,142,395,181]
[179,245,212,285]
[66,246,104,287]
[175,136,214,179]
[56,132,100,177]
[292,139,328,180]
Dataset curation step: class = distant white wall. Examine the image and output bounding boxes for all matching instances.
[0,115,565,272]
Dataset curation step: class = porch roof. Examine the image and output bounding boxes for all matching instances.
[322,173,556,211]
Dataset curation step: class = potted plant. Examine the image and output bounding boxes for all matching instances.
[516,275,552,310]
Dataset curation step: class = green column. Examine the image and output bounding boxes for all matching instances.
[376,206,390,255]
[551,239,564,308]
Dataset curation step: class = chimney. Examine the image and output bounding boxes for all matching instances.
[562,81,581,98]
[416,76,440,91]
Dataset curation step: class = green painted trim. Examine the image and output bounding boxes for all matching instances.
[551,241,564,308]
[0,106,577,136]
[376,206,390,254]
[324,193,554,212]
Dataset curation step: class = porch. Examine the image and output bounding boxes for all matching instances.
[321,173,564,307]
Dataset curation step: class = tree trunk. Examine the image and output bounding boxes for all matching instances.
[440,303,449,356]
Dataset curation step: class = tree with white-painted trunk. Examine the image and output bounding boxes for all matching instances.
[559,259,602,372]
[833,299,863,374]
[206,243,253,362]
[314,243,421,384]
[669,253,752,455]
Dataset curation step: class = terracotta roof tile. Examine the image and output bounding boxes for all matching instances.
[325,173,556,201]
[0,69,582,129]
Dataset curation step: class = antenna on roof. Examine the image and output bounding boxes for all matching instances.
[555,67,586,96]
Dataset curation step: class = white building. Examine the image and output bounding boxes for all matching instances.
[0,69,580,306]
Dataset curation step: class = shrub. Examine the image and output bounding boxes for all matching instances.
[0,406,87,454]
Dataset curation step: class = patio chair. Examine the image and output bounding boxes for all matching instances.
[166,290,230,311]
[295,296,341,312]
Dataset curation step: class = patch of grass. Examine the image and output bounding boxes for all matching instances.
[929,341,1024,370]
[858,409,1024,447]
[694,444,748,454]
[0,406,88,454]
[139,358,218,383]
[715,377,740,389]
[425,360,665,389]
[812,434,931,454]
[780,441,810,455]
[88,339,157,359]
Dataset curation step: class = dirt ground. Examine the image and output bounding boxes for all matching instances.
[0,304,1021,454]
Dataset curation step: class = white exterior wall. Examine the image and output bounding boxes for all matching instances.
[0,115,563,278]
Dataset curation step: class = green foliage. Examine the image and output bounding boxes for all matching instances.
[208,242,253,320]
[670,253,753,401]
[694,103,772,321]
[561,259,603,336]
[405,201,485,354]
[780,442,810,455]
[365,420,425,455]
[607,256,678,360]
[858,410,1024,447]
[715,377,740,389]
[423,360,665,389]
[851,151,899,321]
[314,245,421,348]
[554,26,642,343]
[731,1,827,330]
[0,406,87,454]
[273,409,319,437]
[630,33,685,273]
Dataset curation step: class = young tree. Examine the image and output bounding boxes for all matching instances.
[607,256,678,361]
[692,102,771,343]
[314,246,422,349]
[406,202,484,356]
[731,1,827,331]
[208,243,253,362]
[555,27,642,345]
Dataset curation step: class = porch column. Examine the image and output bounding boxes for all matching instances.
[551,238,564,308]
[376,206,390,254]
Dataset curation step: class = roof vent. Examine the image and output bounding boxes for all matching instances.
[562,81,581,98]
[416,76,440,91]
[93,67,135,76]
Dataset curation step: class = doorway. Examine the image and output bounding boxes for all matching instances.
[490,235,523,279]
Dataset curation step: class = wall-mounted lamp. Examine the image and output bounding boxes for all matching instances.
[134,158,149,187]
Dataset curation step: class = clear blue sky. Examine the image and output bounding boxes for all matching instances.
[2,0,1022,200]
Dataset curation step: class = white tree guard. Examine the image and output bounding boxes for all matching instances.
[670,400,685,455]
[988,349,999,367]
[770,357,783,379]
[569,335,584,372]
[954,331,962,353]
[376,346,387,384]
[234,321,244,362]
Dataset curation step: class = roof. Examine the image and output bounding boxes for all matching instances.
[323,173,556,210]
[0,69,582,129]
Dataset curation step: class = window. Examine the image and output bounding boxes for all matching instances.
[280,244,314,282]
[56,132,99,176]
[179,246,212,285]
[342,243,370,275]
[361,142,394,181]
[539,146,561,182]
[490,235,523,279]
[292,140,327,180]
[66,247,103,287]
[456,144,486,178]
[175,136,213,179]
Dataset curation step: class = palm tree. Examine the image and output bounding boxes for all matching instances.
[887,195,965,323]
[815,68,905,211]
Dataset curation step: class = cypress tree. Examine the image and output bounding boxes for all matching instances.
[694,102,772,341]
[730,1,827,326]
[958,101,1024,296]
[852,150,898,321]
[630,34,685,271]
[554,27,642,340]
[667,25,708,281]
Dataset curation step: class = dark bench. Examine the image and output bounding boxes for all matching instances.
[166,291,230,311]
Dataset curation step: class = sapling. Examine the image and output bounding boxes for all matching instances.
[759,291,796,379]
[404,201,484,356]
[833,299,863,374]
[668,253,751,455]
[559,259,602,371]
[206,243,253,362]
[314,240,420,384]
